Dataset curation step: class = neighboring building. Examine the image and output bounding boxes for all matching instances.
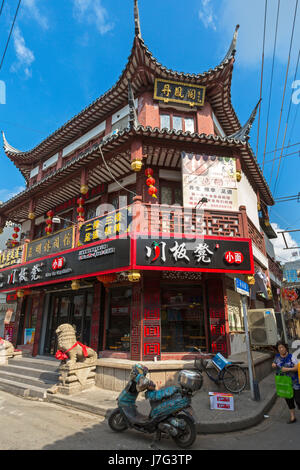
[0,2,278,359]
[283,259,300,285]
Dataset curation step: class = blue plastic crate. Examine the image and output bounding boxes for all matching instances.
[212,353,231,371]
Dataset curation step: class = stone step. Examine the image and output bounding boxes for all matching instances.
[7,357,59,372]
[0,370,57,389]
[0,377,48,400]
[2,364,59,382]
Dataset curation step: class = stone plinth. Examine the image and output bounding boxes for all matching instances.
[57,362,97,395]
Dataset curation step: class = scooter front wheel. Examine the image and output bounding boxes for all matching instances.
[108,409,128,432]
[171,413,196,449]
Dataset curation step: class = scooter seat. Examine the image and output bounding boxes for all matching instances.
[145,386,179,402]
[121,406,149,425]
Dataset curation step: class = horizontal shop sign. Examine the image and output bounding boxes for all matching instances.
[0,245,24,269]
[154,78,206,107]
[0,238,130,291]
[135,236,254,273]
[25,227,74,262]
[78,207,132,245]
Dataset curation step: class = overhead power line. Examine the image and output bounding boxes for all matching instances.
[256,0,268,160]
[0,1,5,16]
[0,0,22,71]
[273,47,300,198]
[262,0,280,171]
[269,0,299,187]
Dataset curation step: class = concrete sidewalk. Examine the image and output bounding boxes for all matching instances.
[46,372,277,434]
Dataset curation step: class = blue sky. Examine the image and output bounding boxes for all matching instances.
[0,0,300,262]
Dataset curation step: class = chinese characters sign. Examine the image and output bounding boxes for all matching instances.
[0,238,130,291]
[0,245,24,269]
[154,79,206,107]
[25,227,74,262]
[78,208,132,245]
[182,152,238,211]
[136,237,253,273]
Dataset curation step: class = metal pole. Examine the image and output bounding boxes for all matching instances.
[241,295,260,400]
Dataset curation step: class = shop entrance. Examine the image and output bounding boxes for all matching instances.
[44,289,93,355]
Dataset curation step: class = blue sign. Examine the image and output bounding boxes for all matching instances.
[234,278,250,297]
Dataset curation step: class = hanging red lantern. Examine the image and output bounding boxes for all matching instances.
[77,196,85,223]
[11,226,20,247]
[146,176,156,187]
[45,210,54,235]
[145,168,154,177]
[145,168,158,199]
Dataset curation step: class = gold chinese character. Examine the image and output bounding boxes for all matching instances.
[174,87,184,98]
[161,83,171,97]
[27,247,33,259]
[52,236,60,250]
[104,225,112,236]
[187,89,196,100]
[84,232,92,243]
[115,212,122,223]
[63,232,71,247]
[92,220,100,240]
[43,239,51,253]
[197,90,203,103]
[35,243,42,255]
[113,223,121,233]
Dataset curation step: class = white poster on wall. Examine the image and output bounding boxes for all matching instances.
[182,152,238,211]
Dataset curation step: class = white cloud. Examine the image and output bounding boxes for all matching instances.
[10,26,35,78]
[22,0,49,30]
[0,185,26,203]
[73,0,114,35]
[198,0,217,31]
[271,223,300,263]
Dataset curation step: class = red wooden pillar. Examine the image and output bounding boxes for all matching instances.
[130,282,143,361]
[142,276,161,361]
[206,277,230,357]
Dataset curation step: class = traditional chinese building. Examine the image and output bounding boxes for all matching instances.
[0,1,280,362]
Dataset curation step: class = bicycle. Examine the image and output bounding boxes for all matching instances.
[193,348,247,394]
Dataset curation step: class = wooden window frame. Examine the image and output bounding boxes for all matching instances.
[160,109,196,133]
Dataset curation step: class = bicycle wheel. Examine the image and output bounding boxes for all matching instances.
[222,364,247,393]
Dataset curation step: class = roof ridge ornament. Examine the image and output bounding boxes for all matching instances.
[1,131,22,154]
[128,81,139,128]
[228,99,262,142]
[134,0,142,38]
[223,24,240,62]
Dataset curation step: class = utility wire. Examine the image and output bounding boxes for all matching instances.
[0,1,5,16]
[264,148,300,165]
[273,47,300,197]
[269,0,298,186]
[264,140,300,155]
[0,0,21,71]
[256,0,268,160]
[262,0,280,171]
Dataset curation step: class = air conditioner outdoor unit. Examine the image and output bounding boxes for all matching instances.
[247,308,278,346]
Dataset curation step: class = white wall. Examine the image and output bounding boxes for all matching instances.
[238,173,260,230]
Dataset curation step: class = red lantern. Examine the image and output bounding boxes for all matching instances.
[77,206,85,214]
[14,227,20,233]
[12,233,18,239]
[148,186,158,197]
[45,226,52,234]
[145,168,154,177]
[77,198,85,206]
[146,177,156,187]
[47,210,54,218]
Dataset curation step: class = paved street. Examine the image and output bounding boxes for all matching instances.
[0,390,300,451]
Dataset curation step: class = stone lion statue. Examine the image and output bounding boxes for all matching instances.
[55,323,97,366]
[0,338,15,357]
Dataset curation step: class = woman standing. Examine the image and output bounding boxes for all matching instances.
[272,341,300,424]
